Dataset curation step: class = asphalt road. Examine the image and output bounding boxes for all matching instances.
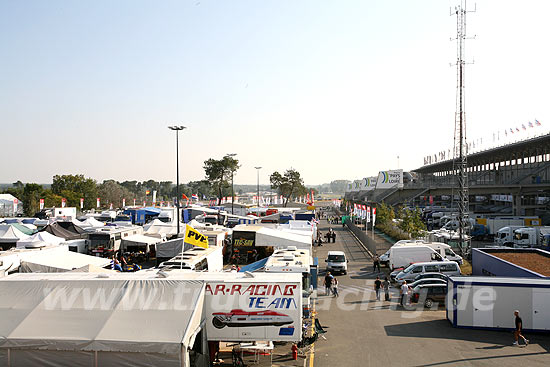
[312,219,550,367]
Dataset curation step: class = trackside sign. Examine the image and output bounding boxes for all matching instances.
[204,278,302,342]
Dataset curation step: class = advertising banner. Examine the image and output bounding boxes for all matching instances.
[61,198,66,208]
[204,277,302,342]
[122,198,126,207]
[80,198,84,209]
[39,198,44,211]
[361,177,377,191]
[152,191,157,205]
[367,206,371,223]
[96,198,100,208]
[13,199,18,213]
[375,169,404,189]
[373,207,377,226]
[352,180,362,192]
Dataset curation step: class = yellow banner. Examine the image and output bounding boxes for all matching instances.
[184,225,209,248]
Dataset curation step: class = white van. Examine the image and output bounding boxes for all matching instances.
[415,242,463,265]
[393,261,461,284]
[389,245,443,270]
[325,251,348,275]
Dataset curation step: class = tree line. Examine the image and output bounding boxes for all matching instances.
[2,156,322,215]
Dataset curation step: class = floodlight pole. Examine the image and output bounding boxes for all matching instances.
[225,153,237,214]
[255,167,262,210]
[168,125,187,236]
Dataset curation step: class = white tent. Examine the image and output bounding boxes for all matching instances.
[143,219,178,237]
[79,217,105,229]
[16,232,65,249]
[18,250,112,273]
[0,225,29,243]
[120,234,163,253]
[0,274,206,367]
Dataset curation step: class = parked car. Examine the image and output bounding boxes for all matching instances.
[408,277,447,289]
[413,272,449,283]
[393,261,461,284]
[411,284,448,308]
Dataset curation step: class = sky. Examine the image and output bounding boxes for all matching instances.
[1,0,549,186]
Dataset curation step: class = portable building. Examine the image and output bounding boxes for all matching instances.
[472,248,550,278]
[447,276,550,332]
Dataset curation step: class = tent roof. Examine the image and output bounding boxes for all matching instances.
[121,234,163,246]
[11,223,34,235]
[0,277,205,354]
[16,232,65,248]
[40,222,84,240]
[233,225,312,249]
[0,225,29,243]
[80,217,105,228]
[19,250,112,273]
[143,219,178,236]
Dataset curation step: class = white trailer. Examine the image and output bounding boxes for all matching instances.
[447,276,550,332]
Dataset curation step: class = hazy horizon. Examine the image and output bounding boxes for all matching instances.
[2,0,549,185]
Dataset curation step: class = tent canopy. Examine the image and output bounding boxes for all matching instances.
[144,219,178,236]
[0,275,205,365]
[19,250,112,273]
[11,223,35,235]
[40,222,84,240]
[0,225,29,243]
[16,232,65,249]
[79,217,105,229]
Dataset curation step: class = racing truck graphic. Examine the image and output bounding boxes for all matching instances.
[212,309,293,329]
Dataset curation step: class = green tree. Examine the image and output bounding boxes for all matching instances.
[98,180,133,209]
[203,156,240,205]
[270,169,304,207]
[22,183,44,216]
[51,174,98,210]
[376,202,395,225]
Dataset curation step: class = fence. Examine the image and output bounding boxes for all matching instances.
[344,218,379,256]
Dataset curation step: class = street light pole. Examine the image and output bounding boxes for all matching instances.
[255,166,262,209]
[168,125,187,236]
[225,153,237,214]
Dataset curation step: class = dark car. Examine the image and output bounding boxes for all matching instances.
[408,278,447,289]
[413,272,448,283]
[411,284,448,308]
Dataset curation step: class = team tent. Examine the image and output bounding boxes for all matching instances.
[40,222,85,240]
[0,225,30,250]
[16,232,65,249]
[0,274,206,367]
[79,217,106,229]
[18,248,112,273]
[120,234,163,254]
[143,219,178,238]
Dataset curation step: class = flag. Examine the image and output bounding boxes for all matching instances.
[145,190,150,195]
[536,119,542,126]
[516,127,520,132]
[522,124,526,130]
[192,194,199,201]
[122,198,126,207]
[510,128,514,134]
[39,198,44,211]
[505,129,508,136]
[184,225,209,248]
[182,194,189,200]
[80,198,84,209]
[97,198,100,208]
[61,198,66,208]
[528,121,534,128]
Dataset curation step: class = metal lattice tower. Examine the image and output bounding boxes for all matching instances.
[451,1,474,256]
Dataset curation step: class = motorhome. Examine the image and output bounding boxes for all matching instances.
[87,225,143,257]
[158,246,223,271]
[265,246,314,317]
[513,226,550,248]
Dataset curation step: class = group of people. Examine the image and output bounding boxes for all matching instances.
[327,216,341,224]
[374,276,390,301]
[316,228,336,246]
[323,271,339,297]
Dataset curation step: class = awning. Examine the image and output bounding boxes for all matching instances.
[238,257,269,272]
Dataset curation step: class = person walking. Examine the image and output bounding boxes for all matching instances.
[383,277,390,301]
[400,281,409,306]
[373,255,381,273]
[374,276,382,300]
[513,310,529,346]
[332,277,339,297]
[324,272,334,296]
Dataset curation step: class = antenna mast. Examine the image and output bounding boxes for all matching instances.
[451,0,475,257]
